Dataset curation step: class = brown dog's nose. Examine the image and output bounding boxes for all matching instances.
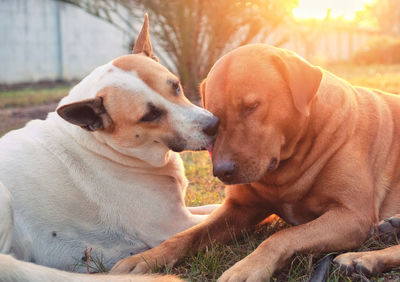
[202,116,219,136]
[213,161,235,182]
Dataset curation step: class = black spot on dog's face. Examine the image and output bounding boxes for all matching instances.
[52,231,57,237]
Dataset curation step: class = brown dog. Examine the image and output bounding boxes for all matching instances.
[111,44,400,280]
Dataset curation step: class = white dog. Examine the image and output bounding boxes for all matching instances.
[0,15,219,281]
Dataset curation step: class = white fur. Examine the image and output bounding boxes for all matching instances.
[0,182,12,254]
[0,254,177,282]
[0,59,219,281]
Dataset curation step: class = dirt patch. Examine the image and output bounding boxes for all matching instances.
[0,103,58,135]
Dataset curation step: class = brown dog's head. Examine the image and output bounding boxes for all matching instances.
[201,44,322,184]
[57,15,219,167]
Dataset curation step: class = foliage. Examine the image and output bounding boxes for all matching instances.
[352,35,400,65]
[325,63,400,94]
[58,0,297,101]
[356,0,400,36]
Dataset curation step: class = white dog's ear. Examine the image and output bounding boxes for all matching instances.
[57,97,113,131]
[274,50,322,116]
[133,14,159,62]
[199,79,206,108]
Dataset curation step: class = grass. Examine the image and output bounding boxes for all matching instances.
[0,86,69,109]
[0,85,70,136]
[325,63,400,94]
[182,151,225,207]
[2,64,400,281]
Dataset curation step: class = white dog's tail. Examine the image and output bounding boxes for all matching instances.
[0,254,182,282]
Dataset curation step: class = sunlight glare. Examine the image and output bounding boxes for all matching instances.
[292,0,376,20]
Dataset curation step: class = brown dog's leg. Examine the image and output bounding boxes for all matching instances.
[217,208,371,282]
[110,198,272,274]
[334,214,400,276]
[334,245,400,276]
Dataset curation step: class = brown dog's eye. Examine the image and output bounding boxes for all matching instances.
[245,102,259,114]
[140,104,164,122]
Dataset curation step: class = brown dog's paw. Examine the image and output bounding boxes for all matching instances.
[334,252,384,276]
[378,214,400,242]
[217,255,273,282]
[110,255,152,274]
[110,245,181,275]
[334,252,359,275]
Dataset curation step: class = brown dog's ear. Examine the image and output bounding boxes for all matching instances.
[274,51,322,116]
[57,97,113,131]
[132,14,159,62]
[199,79,207,108]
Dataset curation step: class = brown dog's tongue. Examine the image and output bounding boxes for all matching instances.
[206,144,213,159]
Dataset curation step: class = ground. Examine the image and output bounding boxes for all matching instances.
[1,64,400,281]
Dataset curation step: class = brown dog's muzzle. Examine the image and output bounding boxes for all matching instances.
[213,160,236,183]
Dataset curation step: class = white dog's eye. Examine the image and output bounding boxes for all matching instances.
[174,83,181,95]
[167,79,182,96]
[140,104,164,122]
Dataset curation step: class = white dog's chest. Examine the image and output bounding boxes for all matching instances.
[5,166,153,270]
[11,212,149,271]
[0,119,196,271]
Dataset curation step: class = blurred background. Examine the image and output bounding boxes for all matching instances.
[0,0,400,134]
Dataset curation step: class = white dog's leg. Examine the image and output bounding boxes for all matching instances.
[0,182,13,254]
[187,204,221,215]
[0,254,182,282]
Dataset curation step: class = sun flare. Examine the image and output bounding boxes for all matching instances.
[292,0,376,20]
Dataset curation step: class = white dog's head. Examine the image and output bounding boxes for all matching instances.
[56,15,218,167]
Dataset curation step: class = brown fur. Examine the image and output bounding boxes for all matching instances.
[113,55,187,105]
[111,44,400,280]
[96,86,178,149]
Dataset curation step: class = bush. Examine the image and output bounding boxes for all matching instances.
[353,35,400,64]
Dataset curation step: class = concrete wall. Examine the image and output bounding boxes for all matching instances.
[0,0,129,84]
[0,0,377,84]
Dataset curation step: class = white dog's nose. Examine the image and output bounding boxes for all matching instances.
[202,116,219,136]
